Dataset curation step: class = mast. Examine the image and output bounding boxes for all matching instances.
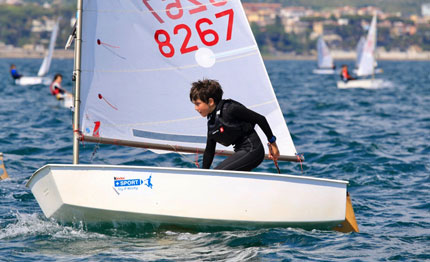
[73,0,83,164]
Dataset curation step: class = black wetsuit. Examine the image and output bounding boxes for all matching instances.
[203,99,274,171]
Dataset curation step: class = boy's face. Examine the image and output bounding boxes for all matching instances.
[193,98,215,117]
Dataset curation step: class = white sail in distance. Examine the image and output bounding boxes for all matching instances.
[357,14,377,77]
[355,36,365,69]
[316,36,333,69]
[38,19,59,77]
[79,0,297,158]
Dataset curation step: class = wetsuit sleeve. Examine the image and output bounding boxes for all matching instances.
[202,137,216,169]
[230,103,274,141]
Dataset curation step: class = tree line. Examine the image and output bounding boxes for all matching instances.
[1,3,430,53]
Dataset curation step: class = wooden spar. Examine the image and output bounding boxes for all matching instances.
[72,0,83,164]
[0,153,9,180]
[81,135,305,162]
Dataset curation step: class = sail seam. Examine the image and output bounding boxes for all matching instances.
[81,50,259,73]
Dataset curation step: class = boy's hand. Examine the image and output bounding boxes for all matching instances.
[268,142,280,160]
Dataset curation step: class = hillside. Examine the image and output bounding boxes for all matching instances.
[23,0,429,15]
[243,0,428,15]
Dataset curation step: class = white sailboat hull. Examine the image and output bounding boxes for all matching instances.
[15,76,51,86]
[313,68,336,75]
[58,93,74,109]
[337,79,384,89]
[27,164,349,229]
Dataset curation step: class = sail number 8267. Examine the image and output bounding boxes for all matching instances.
[154,9,234,58]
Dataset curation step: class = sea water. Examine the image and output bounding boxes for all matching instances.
[0,58,429,261]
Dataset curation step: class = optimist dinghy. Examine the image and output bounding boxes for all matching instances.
[338,14,381,89]
[313,36,335,75]
[16,19,60,86]
[27,0,358,233]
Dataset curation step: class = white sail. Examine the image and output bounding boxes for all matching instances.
[355,36,365,69]
[38,19,60,77]
[356,14,377,77]
[316,36,333,69]
[80,0,297,158]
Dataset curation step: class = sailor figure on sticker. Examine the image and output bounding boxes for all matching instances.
[144,175,153,189]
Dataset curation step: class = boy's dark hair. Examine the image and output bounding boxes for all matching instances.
[53,73,62,81]
[190,79,223,105]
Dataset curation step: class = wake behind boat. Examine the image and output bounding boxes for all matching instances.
[27,0,358,233]
[15,19,59,86]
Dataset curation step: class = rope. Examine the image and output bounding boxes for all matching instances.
[296,153,303,174]
[169,144,199,168]
[195,148,200,168]
[267,143,280,174]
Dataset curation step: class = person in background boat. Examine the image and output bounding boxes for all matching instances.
[340,64,356,82]
[49,73,68,100]
[10,64,22,79]
[190,79,280,171]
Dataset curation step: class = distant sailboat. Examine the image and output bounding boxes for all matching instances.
[15,19,59,86]
[313,36,335,74]
[354,36,365,70]
[27,0,358,232]
[338,14,382,89]
[353,36,382,75]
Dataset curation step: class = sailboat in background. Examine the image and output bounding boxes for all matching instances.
[353,36,382,75]
[15,19,60,86]
[354,36,365,71]
[338,14,382,88]
[27,0,358,232]
[313,36,335,74]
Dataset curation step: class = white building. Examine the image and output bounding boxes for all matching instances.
[422,3,430,17]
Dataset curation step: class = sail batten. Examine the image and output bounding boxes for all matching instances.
[80,0,298,158]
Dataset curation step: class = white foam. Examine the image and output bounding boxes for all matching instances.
[0,212,106,240]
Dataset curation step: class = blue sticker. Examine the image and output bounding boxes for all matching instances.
[113,175,153,190]
[114,179,143,187]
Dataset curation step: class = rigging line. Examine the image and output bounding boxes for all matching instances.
[81,49,259,73]
[267,143,281,174]
[84,0,236,14]
[168,144,198,167]
[296,153,303,174]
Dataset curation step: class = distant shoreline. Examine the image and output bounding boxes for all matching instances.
[1,49,429,61]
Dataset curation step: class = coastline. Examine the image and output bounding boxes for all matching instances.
[1,49,429,61]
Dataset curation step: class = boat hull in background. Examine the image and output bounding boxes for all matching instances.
[313,68,336,75]
[15,76,51,86]
[58,93,74,109]
[27,164,356,231]
[337,79,384,89]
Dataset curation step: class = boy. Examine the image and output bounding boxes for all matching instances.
[190,79,279,171]
[340,64,356,82]
[49,73,67,100]
[10,64,22,79]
